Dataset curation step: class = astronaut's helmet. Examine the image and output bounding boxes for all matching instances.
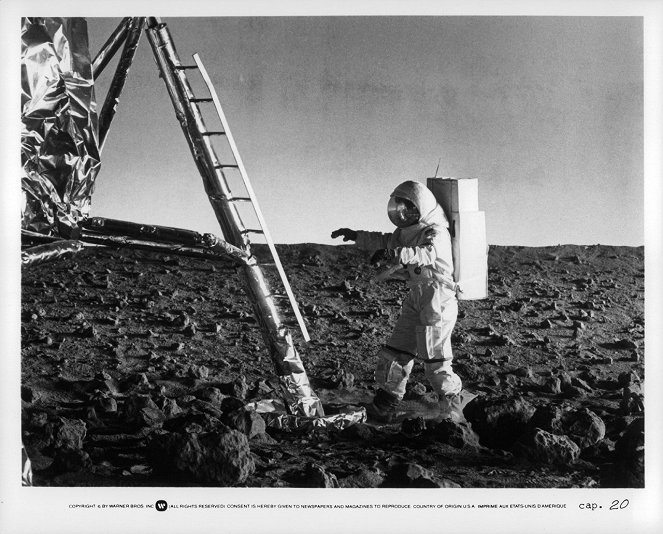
[387,196,420,228]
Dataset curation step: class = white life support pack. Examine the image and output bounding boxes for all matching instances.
[427,177,488,300]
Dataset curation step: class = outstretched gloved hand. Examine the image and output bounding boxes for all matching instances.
[370,248,398,265]
[331,228,358,242]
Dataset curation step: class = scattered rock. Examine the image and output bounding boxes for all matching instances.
[562,408,606,449]
[221,376,249,400]
[514,366,534,379]
[300,463,339,488]
[400,417,426,436]
[429,419,481,449]
[613,338,638,350]
[557,371,573,391]
[465,396,536,449]
[339,423,374,441]
[161,398,184,418]
[404,382,427,400]
[383,461,460,488]
[51,447,92,473]
[528,405,564,434]
[52,418,87,450]
[543,377,562,394]
[513,429,581,464]
[339,469,385,488]
[149,426,255,485]
[221,408,266,439]
[571,377,593,393]
[617,371,640,388]
[580,438,615,462]
[220,396,245,414]
[96,396,118,413]
[123,395,165,428]
[187,364,209,380]
[620,384,644,415]
[196,387,226,406]
[182,324,197,337]
[21,386,38,403]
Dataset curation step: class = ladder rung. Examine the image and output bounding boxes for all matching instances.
[228,197,251,202]
[201,131,226,136]
[213,164,239,169]
[242,229,264,234]
[190,97,213,103]
[174,65,198,70]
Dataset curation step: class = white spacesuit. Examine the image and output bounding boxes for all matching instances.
[332,180,463,421]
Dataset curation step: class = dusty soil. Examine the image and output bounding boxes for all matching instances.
[21,242,644,488]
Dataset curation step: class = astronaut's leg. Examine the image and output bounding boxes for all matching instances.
[367,292,418,421]
[374,345,416,401]
[416,284,462,397]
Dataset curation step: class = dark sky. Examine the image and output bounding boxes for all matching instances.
[87,16,643,246]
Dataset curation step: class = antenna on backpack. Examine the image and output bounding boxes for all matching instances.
[434,158,442,178]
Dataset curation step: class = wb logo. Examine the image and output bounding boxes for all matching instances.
[155,500,168,512]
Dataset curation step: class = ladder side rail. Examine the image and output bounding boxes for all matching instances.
[193,53,311,342]
[145,20,248,249]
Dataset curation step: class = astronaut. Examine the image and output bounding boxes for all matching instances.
[332,180,463,422]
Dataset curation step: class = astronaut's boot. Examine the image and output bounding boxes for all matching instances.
[365,388,400,423]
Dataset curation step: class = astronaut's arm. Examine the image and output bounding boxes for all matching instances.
[354,231,393,251]
[397,243,437,266]
[396,228,440,266]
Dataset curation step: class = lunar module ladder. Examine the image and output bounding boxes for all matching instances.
[144,18,323,417]
[192,53,311,342]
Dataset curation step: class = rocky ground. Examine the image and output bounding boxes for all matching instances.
[20,242,644,488]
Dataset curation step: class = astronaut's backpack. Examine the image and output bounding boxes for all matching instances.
[427,177,488,300]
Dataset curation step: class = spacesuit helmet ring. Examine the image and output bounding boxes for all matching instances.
[388,196,420,228]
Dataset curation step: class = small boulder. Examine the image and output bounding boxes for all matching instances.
[221,408,266,439]
[543,377,562,394]
[513,429,581,464]
[197,387,226,406]
[383,461,460,488]
[401,417,426,436]
[339,423,374,441]
[339,469,385,488]
[51,447,92,473]
[123,394,165,428]
[52,418,87,450]
[464,396,536,449]
[429,419,481,449]
[404,382,428,400]
[528,404,564,434]
[222,376,249,400]
[557,371,573,391]
[149,426,255,485]
[562,408,606,449]
[301,463,339,488]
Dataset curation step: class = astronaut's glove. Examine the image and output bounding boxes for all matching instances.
[370,248,399,265]
[331,228,358,242]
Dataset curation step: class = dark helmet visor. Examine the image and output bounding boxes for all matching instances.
[388,196,420,228]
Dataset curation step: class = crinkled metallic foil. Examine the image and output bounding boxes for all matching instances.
[22,445,33,487]
[261,407,367,432]
[21,17,101,236]
[21,240,83,267]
